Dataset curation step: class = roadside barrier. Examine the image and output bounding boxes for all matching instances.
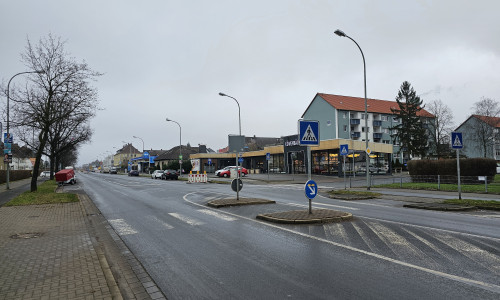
[188,171,208,183]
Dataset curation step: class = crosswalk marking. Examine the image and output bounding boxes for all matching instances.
[148,215,174,229]
[198,209,237,221]
[168,213,205,226]
[109,219,138,235]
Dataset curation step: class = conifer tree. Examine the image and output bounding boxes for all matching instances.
[390,81,428,158]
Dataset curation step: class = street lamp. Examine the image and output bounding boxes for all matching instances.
[133,135,146,173]
[166,118,182,177]
[4,70,45,190]
[219,92,242,200]
[334,29,370,190]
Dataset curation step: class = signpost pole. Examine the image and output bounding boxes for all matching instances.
[457,149,461,200]
[344,155,346,190]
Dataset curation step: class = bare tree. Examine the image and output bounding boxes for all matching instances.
[426,99,454,158]
[8,34,101,191]
[470,97,500,157]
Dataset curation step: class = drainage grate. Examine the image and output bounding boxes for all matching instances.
[10,233,44,239]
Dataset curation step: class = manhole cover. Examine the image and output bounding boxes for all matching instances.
[10,233,44,239]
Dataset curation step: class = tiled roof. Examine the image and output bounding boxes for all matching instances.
[473,114,500,128]
[154,146,200,161]
[310,93,434,118]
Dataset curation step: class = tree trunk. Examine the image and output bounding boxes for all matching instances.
[31,131,48,192]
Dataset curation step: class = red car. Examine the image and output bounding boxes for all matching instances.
[215,166,248,177]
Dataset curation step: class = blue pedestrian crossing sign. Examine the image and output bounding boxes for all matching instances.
[298,120,319,146]
[304,180,318,199]
[451,132,463,149]
[340,144,349,156]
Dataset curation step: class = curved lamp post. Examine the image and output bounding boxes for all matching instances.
[133,135,146,173]
[5,70,45,190]
[166,118,182,177]
[219,92,242,200]
[334,29,370,190]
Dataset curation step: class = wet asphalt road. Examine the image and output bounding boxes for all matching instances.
[75,172,500,299]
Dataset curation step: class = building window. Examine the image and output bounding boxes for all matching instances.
[343,125,348,132]
[343,112,347,119]
[362,127,370,133]
[393,117,399,122]
[382,115,387,121]
[383,140,390,144]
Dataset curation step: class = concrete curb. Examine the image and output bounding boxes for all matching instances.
[207,198,276,208]
[403,203,476,211]
[256,209,353,224]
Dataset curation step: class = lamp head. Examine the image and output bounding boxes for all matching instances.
[334,29,346,37]
[219,92,227,96]
[166,118,171,121]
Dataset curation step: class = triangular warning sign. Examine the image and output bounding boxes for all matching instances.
[453,135,462,147]
[340,146,348,155]
[301,125,318,142]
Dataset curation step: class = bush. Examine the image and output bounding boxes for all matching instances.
[408,158,496,183]
[0,170,33,184]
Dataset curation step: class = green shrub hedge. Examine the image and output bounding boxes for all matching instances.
[0,170,33,184]
[408,158,497,183]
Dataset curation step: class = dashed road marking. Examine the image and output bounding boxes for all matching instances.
[168,213,205,226]
[198,209,237,221]
[109,219,138,235]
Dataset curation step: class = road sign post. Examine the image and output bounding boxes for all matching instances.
[340,144,348,190]
[451,132,463,199]
[305,179,318,214]
[298,120,319,181]
[266,152,271,182]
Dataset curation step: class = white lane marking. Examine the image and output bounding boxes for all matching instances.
[109,219,138,235]
[168,213,205,226]
[182,192,500,294]
[198,209,237,221]
[148,215,174,230]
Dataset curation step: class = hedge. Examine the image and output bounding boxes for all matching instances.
[0,170,33,184]
[408,158,497,183]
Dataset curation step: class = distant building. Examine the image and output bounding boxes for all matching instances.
[455,114,500,160]
[113,143,142,168]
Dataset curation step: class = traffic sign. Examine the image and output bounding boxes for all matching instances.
[304,180,318,199]
[266,152,271,160]
[3,133,13,143]
[231,178,243,192]
[340,144,349,156]
[207,158,212,165]
[366,148,372,155]
[451,132,463,149]
[298,120,319,146]
[238,157,243,163]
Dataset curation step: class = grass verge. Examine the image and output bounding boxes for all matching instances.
[443,199,500,211]
[327,190,381,200]
[5,180,78,206]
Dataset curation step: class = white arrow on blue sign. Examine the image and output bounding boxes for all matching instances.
[304,180,318,199]
[451,132,463,149]
[340,144,349,156]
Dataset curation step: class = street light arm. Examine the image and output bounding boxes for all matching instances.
[218,92,241,136]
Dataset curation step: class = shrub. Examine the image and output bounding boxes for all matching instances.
[408,158,496,183]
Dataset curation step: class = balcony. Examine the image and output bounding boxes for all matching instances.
[350,119,360,125]
[373,133,383,139]
[351,132,361,138]
[373,120,382,127]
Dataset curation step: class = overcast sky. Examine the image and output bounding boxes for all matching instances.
[1,0,499,165]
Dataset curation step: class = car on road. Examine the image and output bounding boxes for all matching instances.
[128,170,139,176]
[215,166,248,177]
[109,167,118,174]
[162,169,179,180]
[358,165,380,174]
[151,170,164,179]
[40,171,53,178]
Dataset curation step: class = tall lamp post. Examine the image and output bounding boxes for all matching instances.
[334,29,370,190]
[133,135,145,173]
[4,70,44,190]
[219,92,242,200]
[166,118,182,177]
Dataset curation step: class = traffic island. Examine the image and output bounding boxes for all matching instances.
[326,190,381,200]
[207,198,276,208]
[403,203,476,211]
[256,209,353,224]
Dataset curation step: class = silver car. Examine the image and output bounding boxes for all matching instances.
[151,170,164,179]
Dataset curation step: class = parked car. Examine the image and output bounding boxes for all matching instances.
[109,167,118,174]
[40,171,52,178]
[151,170,164,179]
[358,165,380,174]
[162,169,179,180]
[128,170,139,176]
[215,166,248,177]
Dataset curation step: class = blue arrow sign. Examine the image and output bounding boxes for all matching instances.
[340,144,349,156]
[208,158,212,165]
[304,180,318,199]
[238,157,244,163]
[451,132,463,149]
[266,152,271,160]
[298,120,319,146]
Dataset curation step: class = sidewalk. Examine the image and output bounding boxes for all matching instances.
[0,179,165,300]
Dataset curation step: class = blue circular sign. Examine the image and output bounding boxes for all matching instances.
[304,180,318,199]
